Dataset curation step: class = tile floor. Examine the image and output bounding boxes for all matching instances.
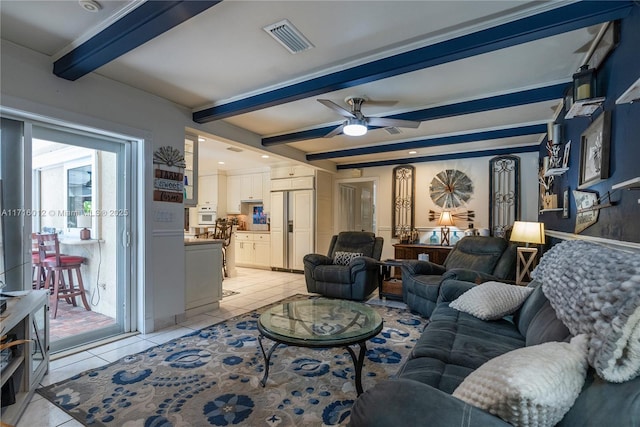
[16,267,312,427]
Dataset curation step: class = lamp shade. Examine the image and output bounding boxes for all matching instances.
[76,213,91,228]
[510,221,545,245]
[437,211,455,227]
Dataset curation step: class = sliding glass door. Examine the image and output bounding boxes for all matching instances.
[1,116,134,353]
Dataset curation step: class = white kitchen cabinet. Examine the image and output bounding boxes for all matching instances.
[198,174,217,206]
[262,172,271,213]
[238,173,264,201]
[185,241,222,316]
[227,173,266,213]
[271,165,314,179]
[227,175,242,213]
[183,136,198,207]
[234,232,271,268]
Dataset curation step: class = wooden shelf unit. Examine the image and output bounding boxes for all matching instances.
[0,290,49,427]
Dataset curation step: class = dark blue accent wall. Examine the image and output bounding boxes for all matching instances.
[539,6,640,243]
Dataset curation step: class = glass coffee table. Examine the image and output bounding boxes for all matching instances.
[257,298,383,395]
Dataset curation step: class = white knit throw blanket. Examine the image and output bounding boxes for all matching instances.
[531,240,640,383]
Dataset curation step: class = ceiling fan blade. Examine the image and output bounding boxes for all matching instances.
[367,117,421,129]
[318,99,356,118]
[324,123,345,138]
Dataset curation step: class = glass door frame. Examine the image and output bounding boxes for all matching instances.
[2,112,137,352]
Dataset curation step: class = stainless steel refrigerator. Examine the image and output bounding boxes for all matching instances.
[270,189,314,271]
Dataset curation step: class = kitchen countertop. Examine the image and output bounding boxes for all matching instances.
[184,238,224,246]
[235,230,270,233]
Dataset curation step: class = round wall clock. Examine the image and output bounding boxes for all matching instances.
[429,169,473,208]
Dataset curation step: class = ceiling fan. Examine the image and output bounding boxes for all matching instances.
[318,97,421,137]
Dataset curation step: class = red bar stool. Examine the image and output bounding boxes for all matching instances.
[37,233,91,318]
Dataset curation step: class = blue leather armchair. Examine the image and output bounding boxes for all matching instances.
[303,231,383,300]
[402,236,516,317]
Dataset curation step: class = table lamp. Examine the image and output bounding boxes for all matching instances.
[510,221,545,285]
[437,211,455,246]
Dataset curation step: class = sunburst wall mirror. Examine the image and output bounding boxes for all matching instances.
[429,169,473,209]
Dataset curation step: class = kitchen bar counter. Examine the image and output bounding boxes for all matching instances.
[184,237,225,246]
[184,239,223,317]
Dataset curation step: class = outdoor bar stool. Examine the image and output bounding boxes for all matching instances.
[31,232,47,289]
[37,233,91,318]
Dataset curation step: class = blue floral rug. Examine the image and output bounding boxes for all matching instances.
[37,295,427,426]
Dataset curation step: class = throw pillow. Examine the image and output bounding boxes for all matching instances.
[449,281,533,320]
[452,335,589,427]
[333,251,364,266]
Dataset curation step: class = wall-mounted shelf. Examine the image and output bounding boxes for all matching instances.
[565,97,605,119]
[616,77,640,104]
[611,177,640,191]
[544,167,569,177]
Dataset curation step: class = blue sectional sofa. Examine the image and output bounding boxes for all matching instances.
[349,272,640,426]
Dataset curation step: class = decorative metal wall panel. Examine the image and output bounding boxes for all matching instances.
[392,165,415,238]
[489,155,520,237]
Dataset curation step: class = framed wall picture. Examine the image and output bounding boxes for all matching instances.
[563,188,570,218]
[573,190,599,233]
[587,21,620,70]
[578,111,611,189]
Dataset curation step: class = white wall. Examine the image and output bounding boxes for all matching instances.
[335,152,539,260]
[0,40,260,332]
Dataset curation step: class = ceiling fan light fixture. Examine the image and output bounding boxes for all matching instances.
[343,118,368,136]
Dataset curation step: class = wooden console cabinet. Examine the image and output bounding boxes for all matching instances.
[378,245,453,301]
[393,244,452,265]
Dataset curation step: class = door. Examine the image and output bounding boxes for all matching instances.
[339,185,356,231]
[31,124,133,353]
[335,179,377,234]
[291,190,314,271]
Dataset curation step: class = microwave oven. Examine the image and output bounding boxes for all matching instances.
[197,206,217,225]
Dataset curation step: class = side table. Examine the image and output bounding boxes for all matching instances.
[379,259,404,301]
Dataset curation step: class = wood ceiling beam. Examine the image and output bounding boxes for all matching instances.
[306,123,547,161]
[53,1,221,81]
[193,1,633,123]
[262,83,566,146]
[336,145,540,169]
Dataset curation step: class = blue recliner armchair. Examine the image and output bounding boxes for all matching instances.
[303,231,383,301]
[402,236,516,317]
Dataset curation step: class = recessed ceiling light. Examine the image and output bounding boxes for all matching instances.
[408,150,417,154]
[198,137,205,142]
[78,0,102,12]
[218,161,225,165]
[261,155,270,159]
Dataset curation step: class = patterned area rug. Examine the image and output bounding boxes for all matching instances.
[37,295,428,426]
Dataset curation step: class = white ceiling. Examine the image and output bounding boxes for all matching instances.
[0,0,612,173]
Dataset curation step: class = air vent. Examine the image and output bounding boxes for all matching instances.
[226,147,243,152]
[263,19,314,54]
[385,127,402,135]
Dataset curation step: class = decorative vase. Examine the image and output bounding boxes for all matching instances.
[429,231,438,245]
[451,231,460,245]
